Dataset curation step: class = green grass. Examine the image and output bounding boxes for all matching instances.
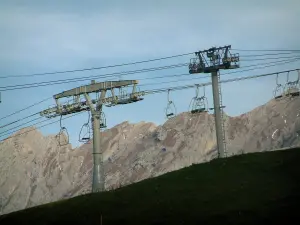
[1,148,300,225]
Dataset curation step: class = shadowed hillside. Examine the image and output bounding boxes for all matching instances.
[0,148,299,225]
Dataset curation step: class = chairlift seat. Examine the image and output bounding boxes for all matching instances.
[285,91,300,97]
[191,108,206,114]
[167,113,174,117]
[116,97,143,105]
[100,123,107,128]
[290,91,300,97]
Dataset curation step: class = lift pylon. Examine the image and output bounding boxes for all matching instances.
[40,80,145,193]
[165,90,176,119]
[189,45,240,158]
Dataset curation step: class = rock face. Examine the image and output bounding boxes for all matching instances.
[0,96,300,215]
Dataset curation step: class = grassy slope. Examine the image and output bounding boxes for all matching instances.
[1,148,300,225]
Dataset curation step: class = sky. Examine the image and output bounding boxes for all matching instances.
[0,0,300,147]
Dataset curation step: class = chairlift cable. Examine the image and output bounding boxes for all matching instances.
[1,61,299,140]
[0,63,189,91]
[240,55,300,61]
[1,112,82,141]
[0,112,41,129]
[232,48,300,52]
[0,52,194,79]
[1,57,298,92]
[0,97,52,121]
[0,117,43,136]
[239,52,300,57]
[1,66,298,141]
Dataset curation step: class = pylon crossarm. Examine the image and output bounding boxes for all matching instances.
[40,91,146,118]
[54,80,139,99]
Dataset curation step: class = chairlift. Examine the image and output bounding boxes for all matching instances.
[165,90,176,119]
[189,85,209,114]
[100,111,107,129]
[273,73,284,99]
[79,111,91,143]
[284,70,300,97]
[58,115,69,146]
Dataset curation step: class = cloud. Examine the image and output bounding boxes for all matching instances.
[1,0,299,67]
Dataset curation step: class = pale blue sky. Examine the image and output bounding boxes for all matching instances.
[0,0,300,147]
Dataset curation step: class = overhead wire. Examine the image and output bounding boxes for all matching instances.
[1,67,299,141]
[140,59,293,88]
[0,117,43,136]
[0,113,42,129]
[240,55,300,62]
[229,58,300,74]
[0,97,52,121]
[140,57,300,87]
[1,56,299,135]
[1,55,299,92]
[232,48,300,52]
[0,98,79,137]
[0,111,83,140]
[0,63,189,91]
[1,48,299,80]
[222,57,300,76]
[2,52,300,92]
[239,52,300,57]
[1,47,300,141]
[144,68,300,94]
[0,48,298,121]
[0,52,193,79]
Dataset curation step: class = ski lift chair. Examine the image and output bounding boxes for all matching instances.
[284,70,300,97]
[166,101,176,118]
[165,90,176,119]
[79,111,91,143]
[189,86,208,114]
[58,115,69,146]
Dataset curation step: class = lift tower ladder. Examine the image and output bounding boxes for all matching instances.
[40,80,145,192]
[217,70,227,156]
[189,45,239,158]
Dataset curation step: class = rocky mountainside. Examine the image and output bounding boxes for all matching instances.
[0,96,300,215]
